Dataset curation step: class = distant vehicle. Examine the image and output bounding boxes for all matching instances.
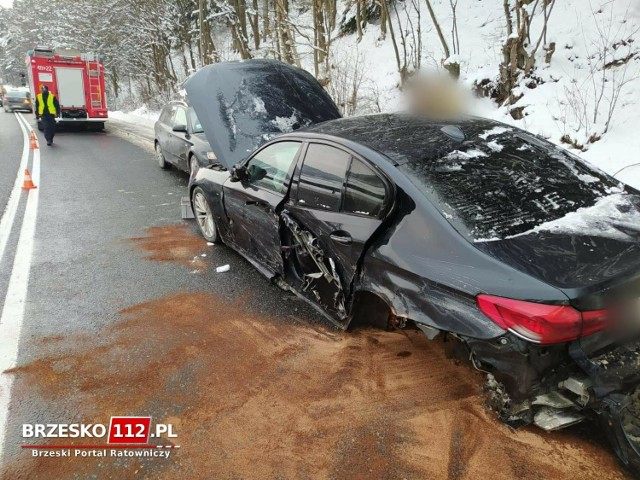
[25,46,108,130]
[3,89,32,113]
[186,60,640,474]
[154,101,217,175]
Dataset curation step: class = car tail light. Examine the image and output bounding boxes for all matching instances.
[477,294,609,344]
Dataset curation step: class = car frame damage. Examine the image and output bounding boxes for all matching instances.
[280,211,347,322]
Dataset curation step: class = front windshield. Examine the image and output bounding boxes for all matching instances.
[189,108,204,134]
[8,90,28,98]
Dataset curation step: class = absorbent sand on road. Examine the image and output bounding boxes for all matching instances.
[2,224,630,480]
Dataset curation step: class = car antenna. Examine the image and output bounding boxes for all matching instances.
[441,125,466,143]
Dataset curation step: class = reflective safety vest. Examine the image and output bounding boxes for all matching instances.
[37,92,56,115]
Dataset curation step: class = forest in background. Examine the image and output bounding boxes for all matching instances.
[0,0,639,177]
[0,0,564,109]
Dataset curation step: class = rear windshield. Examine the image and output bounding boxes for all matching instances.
[398,127,626,241]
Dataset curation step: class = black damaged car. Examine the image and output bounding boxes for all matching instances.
[185,60,640,472]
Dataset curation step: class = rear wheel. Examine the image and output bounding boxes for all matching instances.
[155,142,170,170]
[349,291,393,330]
[192,187,220,244]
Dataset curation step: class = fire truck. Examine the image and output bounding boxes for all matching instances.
[25,47,108,130]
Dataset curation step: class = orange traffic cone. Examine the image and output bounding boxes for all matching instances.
[29,131,39,150]
[22,169,37,190]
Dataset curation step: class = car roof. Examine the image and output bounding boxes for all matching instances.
[163,100,188,108]
[290,113,504,165]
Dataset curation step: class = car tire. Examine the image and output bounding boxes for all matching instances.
[189,155,199,176]
[155,142,170,170]
[192,187,221,244]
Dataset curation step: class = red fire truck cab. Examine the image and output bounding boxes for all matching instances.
[26,46,108,130]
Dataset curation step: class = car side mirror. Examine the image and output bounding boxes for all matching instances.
[230,165,248,182]
[247,164,267,182]
[172,124,188,133]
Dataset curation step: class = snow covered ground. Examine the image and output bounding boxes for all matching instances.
[111,0,640,189]
[109,106,159,128]
[325,0,640,189]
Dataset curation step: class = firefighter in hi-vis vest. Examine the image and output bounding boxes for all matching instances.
[36,85,60,146]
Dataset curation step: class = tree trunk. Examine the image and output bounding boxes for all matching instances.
[250,0,260,49]
[378,0,387,39]
[356,0,363,41]
[263,0,271,41]
[198,0,206,66]
[275,0,300,66]
[383,0,405,83]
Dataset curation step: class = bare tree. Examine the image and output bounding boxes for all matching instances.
[555,2,639,149]
[326,49,367,116]
[498,0,556,103]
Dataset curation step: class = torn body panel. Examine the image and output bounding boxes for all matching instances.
[281,210,347,325]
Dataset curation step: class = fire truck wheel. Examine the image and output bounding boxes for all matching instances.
[155,142,170,170]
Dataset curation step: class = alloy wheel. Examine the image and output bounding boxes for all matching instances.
[193,191,215,240]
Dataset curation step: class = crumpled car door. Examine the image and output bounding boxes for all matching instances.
[281,144,391,325]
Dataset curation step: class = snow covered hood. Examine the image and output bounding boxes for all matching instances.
[184,60,341,169]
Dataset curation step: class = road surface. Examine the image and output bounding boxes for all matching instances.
[0,111,631,479]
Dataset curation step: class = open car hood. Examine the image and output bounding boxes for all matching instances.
[184,60,341,170]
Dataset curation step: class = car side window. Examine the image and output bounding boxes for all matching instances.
[160,106,175,125]
[246,141,301,195]
[343,158,386,217]
[297,144,351,211]
[173,107,187,128]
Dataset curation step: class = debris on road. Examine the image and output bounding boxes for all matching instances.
[180,196,194,219]
[216,264,230,273]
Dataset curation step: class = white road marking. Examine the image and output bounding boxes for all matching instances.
[0,113,41,465]
[0,112,30,265]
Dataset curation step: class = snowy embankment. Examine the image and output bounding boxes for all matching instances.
[109,105,159,128]
[327,0,640,190]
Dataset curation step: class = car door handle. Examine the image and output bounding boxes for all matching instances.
[246,200,266,207]
[330,231,352,245]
